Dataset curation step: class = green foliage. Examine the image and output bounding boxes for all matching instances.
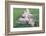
[13,8,39,28]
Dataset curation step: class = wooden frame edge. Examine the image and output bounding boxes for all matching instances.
[5,1,45,36]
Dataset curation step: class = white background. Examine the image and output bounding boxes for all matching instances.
[10,5,42,32]
[0,0,46,36]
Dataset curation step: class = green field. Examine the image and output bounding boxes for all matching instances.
[13,8,39,28]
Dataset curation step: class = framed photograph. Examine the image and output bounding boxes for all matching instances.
[5,1,45,36]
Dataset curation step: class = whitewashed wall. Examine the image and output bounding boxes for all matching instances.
[0,0,46,36]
